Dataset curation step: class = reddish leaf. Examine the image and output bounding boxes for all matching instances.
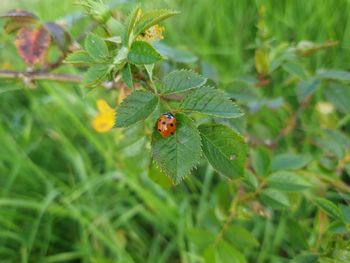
[44,22,71,52]
[15,26,51,66]
[0,9,39,33]
[0,9,37,19]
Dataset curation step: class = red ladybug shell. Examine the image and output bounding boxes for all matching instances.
[157,113,177,138]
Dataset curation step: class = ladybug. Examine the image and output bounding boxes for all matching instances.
[157,113,177,138]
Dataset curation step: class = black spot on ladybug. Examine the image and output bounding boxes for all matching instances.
[171,132,174,135]
[158,129,161,132]
[170,123,174,127]
[162,121,166,125]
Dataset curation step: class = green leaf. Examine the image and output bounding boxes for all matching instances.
[224,225,259,249]
[267,171,311,191]
[198,124,247,179]
[154,42,198,64]
[260,188,290,209]
[242,171,258,190]
[113,46,129,65]
[149,162,172,188]
[282,61,307,79]
[339,204,350,224]
[162,70,207,95]
[85,33,109,61]
[317,69,350,81]
[215,240,247,263]
[144,64,155,81]
[314,198,342,220]
[297,78,320,102]
[83,64,108,86]
[255,49,269,76]
[180,86,243,118]
[116,90,158,127]
[271,153,311,172]
[128,41,162,65]
[121,63,133,89]
[133,9,179,38]
[64,50,94,64]
[324,83,350,114]
[151,114,202,184]
[187,228,216,251]
[251,147,271,177]
[122,6,141,46]
[291,253,318,263]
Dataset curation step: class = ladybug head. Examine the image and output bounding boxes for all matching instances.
[163,112,174,119]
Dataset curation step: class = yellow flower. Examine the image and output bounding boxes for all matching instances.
[316,102,334,115]
[92,99,116,133]
[137,24,165,42]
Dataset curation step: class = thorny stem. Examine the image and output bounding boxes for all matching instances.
[0,70,119,89]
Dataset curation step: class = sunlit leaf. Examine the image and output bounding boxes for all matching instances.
[161,69,207,95]
[128,41,162,65]
[180,86,243,118]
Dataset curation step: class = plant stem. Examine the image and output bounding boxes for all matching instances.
[0,70,117,89]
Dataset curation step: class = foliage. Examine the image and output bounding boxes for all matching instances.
[0,0,350,262]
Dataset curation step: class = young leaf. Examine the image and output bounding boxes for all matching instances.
[133,9,179,38]
[198,124,247,179]
[267,171,311,191]
[121,63,133,89]
[15,26,50,66]
[161,70,207,95]
[271,153,311,172]
[152,114,202,184]
[116,90,158,127]
[65,50,94,64]
[85,33,109,61]
[314,198,342,221]
[260,188,290,209]
[180,86,243,118]
[122,6,141,46]
[83,64,109,86]
[128,41,162,65]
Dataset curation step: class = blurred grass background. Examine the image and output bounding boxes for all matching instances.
[1,0,350,262]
